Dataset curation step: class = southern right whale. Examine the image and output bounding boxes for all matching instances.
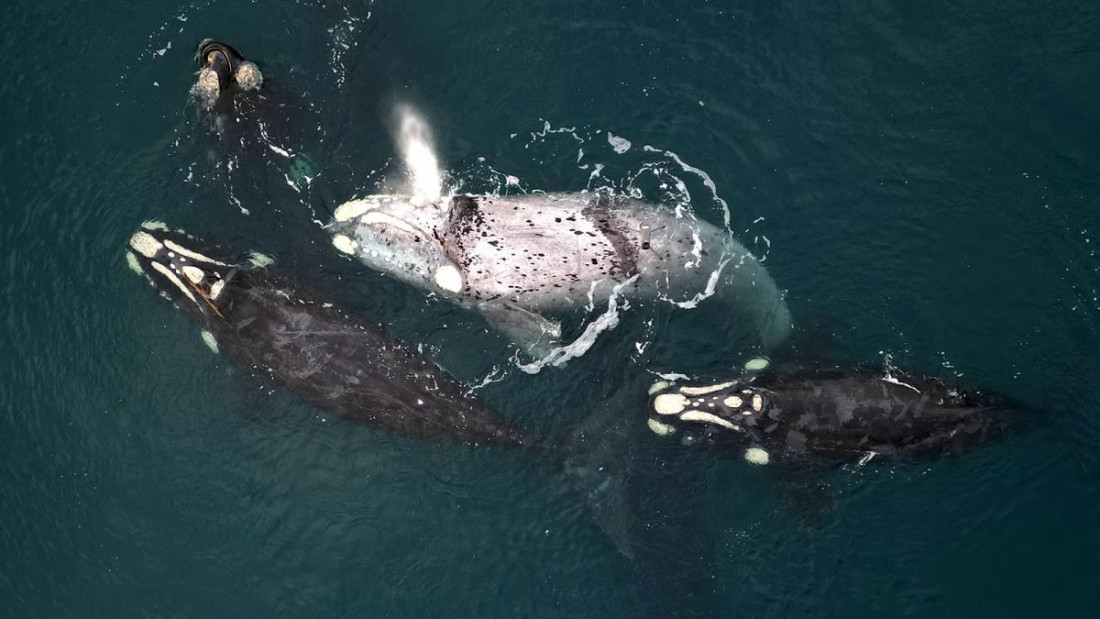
[126,222,535,447]
[645,361,1021,466]
[327,190,793,353]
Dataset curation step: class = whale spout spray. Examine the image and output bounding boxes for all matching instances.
[393,104,443,203]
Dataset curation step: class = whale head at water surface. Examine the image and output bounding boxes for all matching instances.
[327,194,465,295]
[125,222,242,321]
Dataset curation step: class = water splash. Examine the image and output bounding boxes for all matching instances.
[393,104,443,202]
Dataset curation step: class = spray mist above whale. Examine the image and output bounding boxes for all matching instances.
[326,108,792,356]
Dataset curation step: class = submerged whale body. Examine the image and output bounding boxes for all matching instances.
[647,365,1020,465]
[327,191,792,352]
[125,223,534,446]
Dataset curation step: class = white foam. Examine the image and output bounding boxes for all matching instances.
[517,274,638,373]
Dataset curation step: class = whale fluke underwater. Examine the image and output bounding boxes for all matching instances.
[326,191,793,353]
[125,222,535,447]
[646,361,1022,466]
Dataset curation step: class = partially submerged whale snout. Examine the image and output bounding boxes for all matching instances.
[126,222,239,319]
[191,39,263,109]
[647,367,1020,465]
[328,194,464,295]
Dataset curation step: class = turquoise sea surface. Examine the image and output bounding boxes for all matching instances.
[3,0,1100,616]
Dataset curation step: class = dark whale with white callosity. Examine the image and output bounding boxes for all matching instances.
[125,222,535,447]
[645,360,1022,466]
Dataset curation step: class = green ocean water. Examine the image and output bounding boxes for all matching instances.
[3,0,1100,616]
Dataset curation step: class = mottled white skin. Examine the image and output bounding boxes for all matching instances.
[329,193,791,350]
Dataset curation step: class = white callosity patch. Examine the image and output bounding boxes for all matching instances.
[248,252,274,268]
[150,261,201,309]
[647,418,676,436]
[679,410,741,432]
[744,357,770,371]
[723,395,743,408]
[434,265,463,293]
[235,62,263,91]
[744,447,770,465]
[680,381,734,396]
[648,380,672,395]
[163,240,228,266]
[129,231,163,258]
[125,252,143,275]
[209,279,226,300]
[201,330,219,354]
[190,68,220,110]
[140,221,169,232]
[653,393,689,416]
[334,199,375,222]
[332,234,358,255]
[752,394,763,411]
[181,265,205,284]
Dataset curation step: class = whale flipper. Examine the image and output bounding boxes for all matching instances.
[477,300,562,356]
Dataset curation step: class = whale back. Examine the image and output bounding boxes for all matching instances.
[440,192,718,311]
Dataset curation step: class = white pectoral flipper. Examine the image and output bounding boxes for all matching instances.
[476,301,562,357]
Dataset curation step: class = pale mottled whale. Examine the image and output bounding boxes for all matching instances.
[327,191,792,352]
[126,222,535,446]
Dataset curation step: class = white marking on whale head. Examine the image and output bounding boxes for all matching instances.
[648,380,672,395]
[679,410,741,432]
[332,234,358,255]
[434,264,463,293]
[129,231,163,258]
[647,418,676,436]
[744,357,770,371]
[680,381,735,396]
[181,265,205,284]
[744,447,770,465]
[653,393,689,416]
[163,240,228,266]
[333,199,376,222]
[723,395,743,408]
[150,261,201,310]
[235,61,263,91]
[329,194,454,292]
[752,394,763,411]
[125,251,143,276]
[201,330,219,354]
